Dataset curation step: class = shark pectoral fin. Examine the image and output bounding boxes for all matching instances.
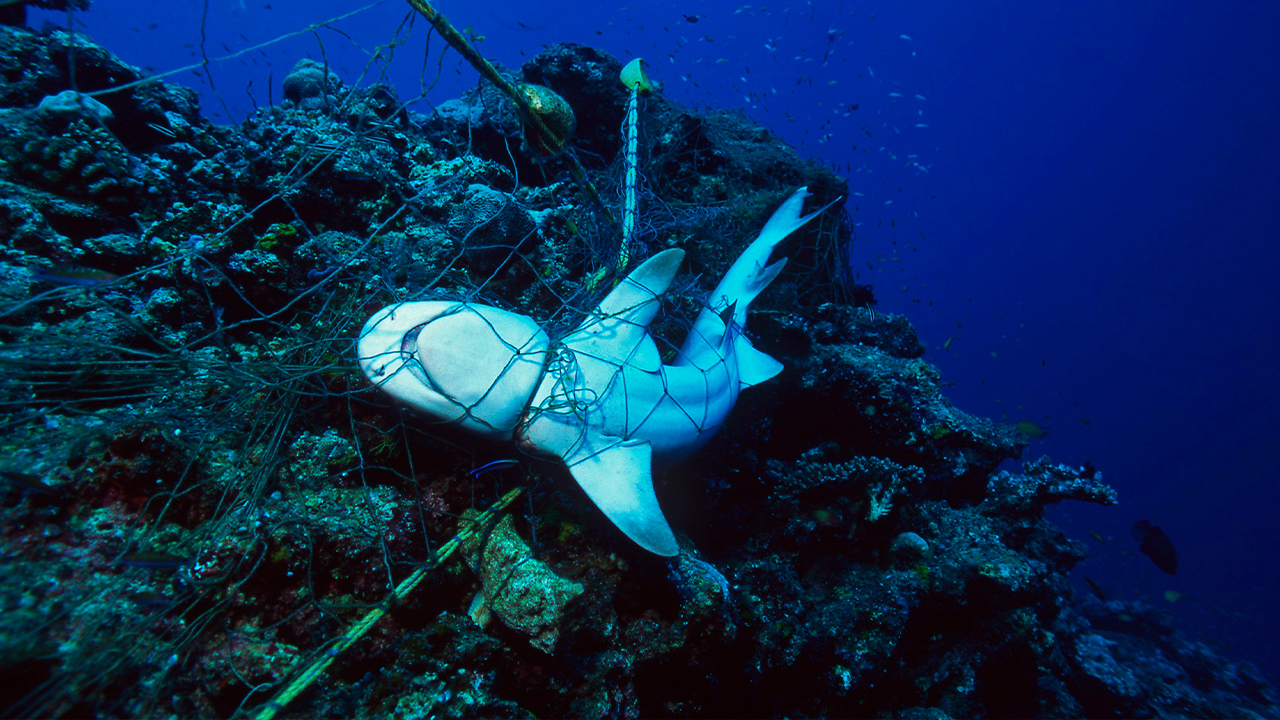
[563,436,679,556]
[735,336,784,388]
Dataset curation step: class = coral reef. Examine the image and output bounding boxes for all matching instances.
[0,23,1273,720]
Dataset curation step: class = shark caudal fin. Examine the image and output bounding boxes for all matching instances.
[715,187,840,326]
[677,187,839,374]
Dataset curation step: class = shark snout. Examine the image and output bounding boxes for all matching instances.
[358,301,551,437]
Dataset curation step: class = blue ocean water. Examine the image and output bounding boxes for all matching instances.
[27,0,1280,688]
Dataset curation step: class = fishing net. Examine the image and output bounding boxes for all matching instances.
[0,2,866,716]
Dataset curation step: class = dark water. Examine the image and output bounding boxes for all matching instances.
[29,0,1280,686]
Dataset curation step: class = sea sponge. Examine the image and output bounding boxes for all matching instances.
[282,59,344,112]
[446,184,538,273]
[35,90,114,125]
[460,510,583,653]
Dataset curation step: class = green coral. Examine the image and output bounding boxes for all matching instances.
[255,222,299,251]
[912,562,931,584]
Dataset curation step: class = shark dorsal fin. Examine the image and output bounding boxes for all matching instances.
[561,249,685,372]
[594,249,684,324]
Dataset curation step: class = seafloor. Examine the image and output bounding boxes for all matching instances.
[0,22,1275,720]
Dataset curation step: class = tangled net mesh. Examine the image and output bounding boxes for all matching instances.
[0,3,859,716]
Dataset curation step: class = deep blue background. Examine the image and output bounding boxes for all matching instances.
[31,0,1280,680]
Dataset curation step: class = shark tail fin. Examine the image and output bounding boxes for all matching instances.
[717,187,840,326]
[676,187,839,369]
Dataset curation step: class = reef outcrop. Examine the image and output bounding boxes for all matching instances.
[0,25,1272,719]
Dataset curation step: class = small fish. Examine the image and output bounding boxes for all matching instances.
[468,459,519,478]
[1014,420,1048,438]
[900,34,912,40]
[1083,577,1107,602]
[306,266,337,283]
[468,591,492,628]
[305,141,343,154]
[915,94,927,101]
[0,470,58,496]
[146,122,177,139]
[118,552,193,568]
[33,265,119,287]
[943,336,956,351]
[1132,519,1178,575]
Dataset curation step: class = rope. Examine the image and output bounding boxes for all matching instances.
[252,486,524,720]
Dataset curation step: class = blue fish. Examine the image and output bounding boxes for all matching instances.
[468,459,520,478]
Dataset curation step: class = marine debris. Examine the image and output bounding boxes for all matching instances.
[0,18,1273,720]
[357,188,834,556]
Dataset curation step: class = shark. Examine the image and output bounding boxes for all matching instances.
[357,187,834,556]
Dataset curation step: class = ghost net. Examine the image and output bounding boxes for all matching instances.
[0,1,852,716]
